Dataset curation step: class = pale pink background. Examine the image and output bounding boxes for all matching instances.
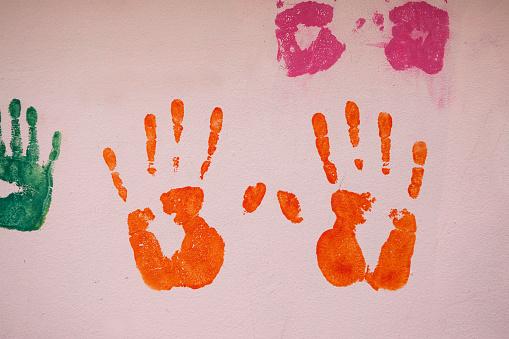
[0,0,508,337]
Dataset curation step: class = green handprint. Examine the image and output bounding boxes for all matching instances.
[0,99,61,231]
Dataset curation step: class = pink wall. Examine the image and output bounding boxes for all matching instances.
[0,0,508,337]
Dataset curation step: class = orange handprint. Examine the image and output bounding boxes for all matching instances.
[311,102,427,290]
[103,100,225,290]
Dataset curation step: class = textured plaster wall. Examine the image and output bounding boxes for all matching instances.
[0,0,508,337]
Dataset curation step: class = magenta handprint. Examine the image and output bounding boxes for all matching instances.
[385,1,450,74]
[275,1,346,77]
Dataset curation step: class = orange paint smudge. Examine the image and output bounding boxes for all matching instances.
[316,190,374,287]
[408,141,427,199]
[354,159,363,170]
[277,190,303,223]
[200,107,223,179]
[145,114,157,175]
[378,112,392,175]
[365,209,416,291]
[103,148,127,202]
[128,187,225,291]
[345,101,360,147]
[171,99,184,143]
[312,113,338,184]
[173,156,179,173]
[243,183,266,213]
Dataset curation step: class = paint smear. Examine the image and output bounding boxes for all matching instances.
[365,209,416,290]
[277,190,303,223]
[127,187,224,290]
[408,141,427,199]
[372,11,384,31]
[276,0,284,8]
[103,148,127,202]
[345,101,363,171]
[200,107,223,180]
[312,113,338,184]
[378,112,392,175]
[243,183,266,213]
[385,2,450,74]
[145,114,157,175]
[275,1,346,77]
[316,190,375,287]
[354,18,366,31]
[0,99,62,231]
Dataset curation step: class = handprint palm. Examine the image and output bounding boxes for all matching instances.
[103,99,225,290]
[312,102,427,290]
[0,99,61,232]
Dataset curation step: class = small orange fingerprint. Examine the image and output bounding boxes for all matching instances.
[171,99,184,143]
[365,209,416,291]
[312,113,338,184]
[378,112,392,175]
[103,148,127,202]
[200,107,223,179]
[408,141,427,199]
[243,183,267,213]
[354,159,363,170]
[316,190,375,287]
[173,156,179,173]
[277,190,303,223]
[145,114,157,175]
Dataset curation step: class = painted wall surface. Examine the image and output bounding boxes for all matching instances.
[0,0,508,337]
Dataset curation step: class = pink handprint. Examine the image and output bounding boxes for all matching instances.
[385,1,450,74]
[275,1,346,77]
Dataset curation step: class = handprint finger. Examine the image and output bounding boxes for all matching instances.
[378,112,392,175]
[408,141,427,199]
[345,101,363,170]
[345,101,360,147]
[103,147,127,202]
[171,99,184,143]
[312,113,338,184]
[26,107,39,162]
[200,107,223,179]
[0,107,5,157]
[145,114,157,175]
[49,131,62,162]
[9,99,22,158]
